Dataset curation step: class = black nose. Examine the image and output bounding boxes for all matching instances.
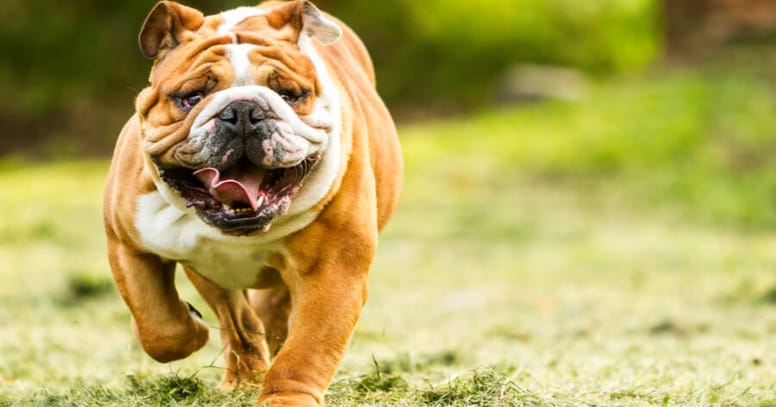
[218,101,264,133]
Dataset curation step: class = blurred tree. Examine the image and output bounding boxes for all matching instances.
[665,0,776,56]
[0,0,660,157]
[0,0,246,156]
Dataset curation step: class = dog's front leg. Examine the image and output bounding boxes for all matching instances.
[258,272,367,406]
[106,235,209,362]
[257,229,373,407]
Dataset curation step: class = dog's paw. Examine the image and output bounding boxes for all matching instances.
[130,300,210,363]
[256,392,320,407]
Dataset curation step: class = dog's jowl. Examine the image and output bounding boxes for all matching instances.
[103,1,402,405]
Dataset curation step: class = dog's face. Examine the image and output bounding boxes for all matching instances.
[134,1,341,235]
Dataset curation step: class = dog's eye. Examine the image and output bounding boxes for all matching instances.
[279,89,310,106]
[174,91,205,112]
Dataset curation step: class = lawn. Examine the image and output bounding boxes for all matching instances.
[1,48,776,406]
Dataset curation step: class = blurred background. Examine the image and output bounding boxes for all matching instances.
[3,0,776,228]
[4,0,642,155]
[1,0,772,156]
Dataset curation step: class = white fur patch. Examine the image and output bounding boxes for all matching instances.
[226,44,255,86]
[218,7,266,38]
[136,189,318,289]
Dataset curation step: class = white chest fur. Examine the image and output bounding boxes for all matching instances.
[135,191,317,289]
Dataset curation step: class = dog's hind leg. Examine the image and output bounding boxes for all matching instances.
[184,266,271,390]
[248,285,291,359]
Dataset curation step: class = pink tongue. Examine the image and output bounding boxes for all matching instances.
[193,167,265,211]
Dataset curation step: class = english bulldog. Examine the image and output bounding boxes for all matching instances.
[102,1,402,405]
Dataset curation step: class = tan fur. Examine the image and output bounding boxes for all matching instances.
[103,1,401,405]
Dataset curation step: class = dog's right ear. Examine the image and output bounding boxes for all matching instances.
[139,1,205,59]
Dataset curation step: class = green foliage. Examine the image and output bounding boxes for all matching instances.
[0,0,660,154]
[328,0,659,111]
[404,0,658,72]
[401,46,776,230]
[0,1,147,114]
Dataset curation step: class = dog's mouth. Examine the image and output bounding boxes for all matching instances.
[158,154,321,235]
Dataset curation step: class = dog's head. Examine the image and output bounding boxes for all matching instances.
[134,1,342,235]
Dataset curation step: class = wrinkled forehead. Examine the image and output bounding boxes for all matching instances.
[202,6,300,44]
[149,7,313,88]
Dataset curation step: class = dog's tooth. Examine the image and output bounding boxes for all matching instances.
[256,195,265,207]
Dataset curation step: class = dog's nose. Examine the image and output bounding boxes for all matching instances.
[218,101,264,133]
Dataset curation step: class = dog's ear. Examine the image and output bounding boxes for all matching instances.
[139,1,205,59]
[297,0,342,45]
[270,0,342,45]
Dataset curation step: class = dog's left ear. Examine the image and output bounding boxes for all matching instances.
[298,1,342,44]
[139,1,205,58]
[272,0,342,45]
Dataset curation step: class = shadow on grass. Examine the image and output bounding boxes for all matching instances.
[54,273,116,308]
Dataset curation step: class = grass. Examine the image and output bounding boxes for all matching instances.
[2,47,776,405]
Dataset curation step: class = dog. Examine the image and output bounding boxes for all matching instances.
[102,1,402,405]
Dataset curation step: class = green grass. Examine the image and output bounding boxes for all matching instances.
[2,48,776,405]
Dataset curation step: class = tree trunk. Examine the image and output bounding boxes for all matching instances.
[664,0,776,56]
